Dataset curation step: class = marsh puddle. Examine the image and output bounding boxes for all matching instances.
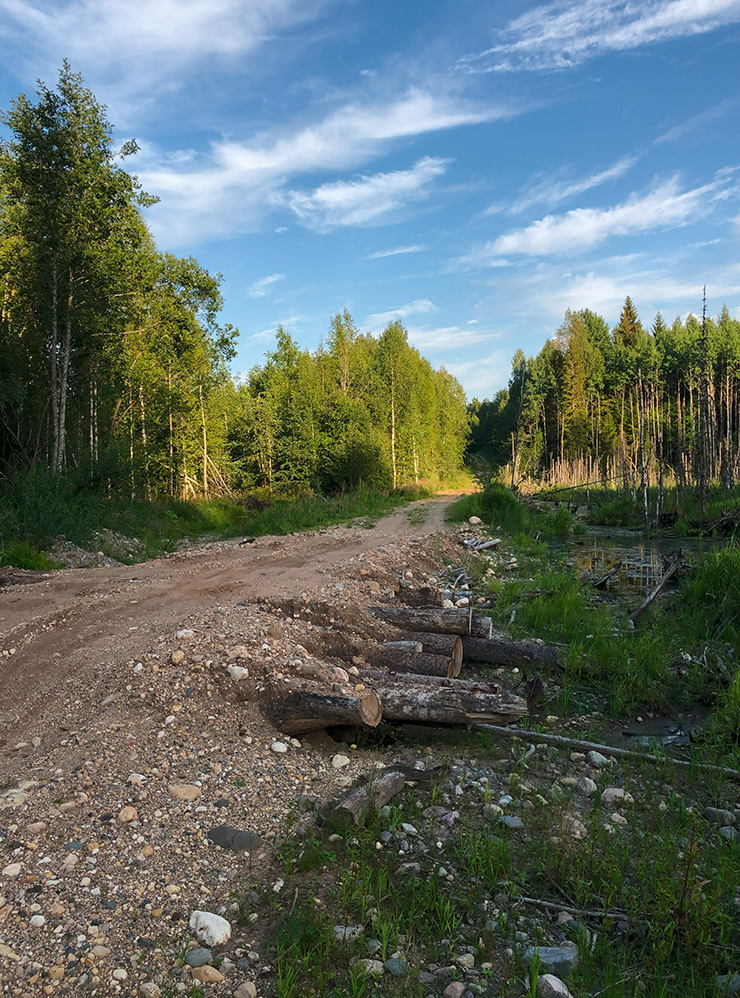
[563,529,709,601]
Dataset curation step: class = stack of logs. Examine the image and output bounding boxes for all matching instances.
[264,605,560,735]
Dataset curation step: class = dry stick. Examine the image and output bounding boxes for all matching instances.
[630,550,683,625]
[585,561,622,591]
[475,724,740,781]
[517,897,628,922]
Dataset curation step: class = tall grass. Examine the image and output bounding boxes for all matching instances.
[0,468,430,567]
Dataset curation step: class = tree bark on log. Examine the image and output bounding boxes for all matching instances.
[369,645,461,678]
[359,670,500,692]
[382,640,423,653]
[367,677,526,725]
[394,632,462,662]
[332,769,407,825]
[370,606,493,638]
[264,685,382,734]
[462,634,560,669]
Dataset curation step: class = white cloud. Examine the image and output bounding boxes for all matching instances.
[367,244,428,259]
[0,0,330,102]
[655,98,739,144]
[406,325,500,351]
[487,155,637,216]
[287,158,447,231]
[138,91,501,244]
[460,0,740,73]
[464,175,734,263]
[248,273,285,298]
[445,348,512,397]
[365,299,438,327]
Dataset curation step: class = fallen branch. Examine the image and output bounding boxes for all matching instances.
[630,551,683,624]
[517,897,628,922]
[583,562,622,591]
[475,723,740,781]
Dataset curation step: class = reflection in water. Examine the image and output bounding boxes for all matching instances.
[565,531,708,600]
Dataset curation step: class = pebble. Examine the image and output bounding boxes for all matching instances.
[332,754,350,769]
[501,815,524,829]
[586,751,610,767]
[444,983,466,998]
[704,807,736,826]
[720,826,738,841]
[112,968,128,981]
[184,947,213,968]
[455,952,475,968]
[468,516,482,525]
[537,975,575,998]
[171,650,185,665]
[175,628,195,639]
[29,914,45,927]
[271,741,288,754]
[333,924,363,942]
[234,984,257,998]
[716,974,740,994]
[2,863,22,879]
[139,985,161,998]
[522,942,579,978]
[576,777,597,796]
[355,959,384,977]
[118,805,138,824]
[192,966,225,983]
[228,664,249,681]
[169,784,201,801]
[189,910,232,946]
[384,957,407,976]
[207,825,264,852]
[601,787,632,805]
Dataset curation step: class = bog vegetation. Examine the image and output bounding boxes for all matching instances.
[0,66,467,562]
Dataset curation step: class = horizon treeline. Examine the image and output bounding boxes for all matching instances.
[469,295,740,515]
[0,65,468,502]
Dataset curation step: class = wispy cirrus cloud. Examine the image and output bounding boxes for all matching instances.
[463,174,736,264]
[366,244,427,260]
[248,273,284,298]
[138,91,503,243]
[365,299,438,328]
[287,158,448,232]
[0,0,332,100]
[655,97,739,144]
[459,0,740,74]
[486,155,638,216]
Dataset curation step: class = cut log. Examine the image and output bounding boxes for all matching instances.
[263,685,382,734]
[382,640,423,653]
[332,769,407,825]
[403,632,462,660]
[367,676,526,725]
[630,550,683,625]
[462,634,560,670]
[370,606,493,638]
[359,670,500,693]
[369,643,461,678]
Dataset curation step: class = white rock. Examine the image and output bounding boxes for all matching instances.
[586,751,610,767]
[189,910,232,947]
[2,863,22,879]
[601,787,632,806]
[234,984,257,998]
[112,968,128,981]
[537,975,574,998]
[332,754,350,769]
[30,914,45,927]
[228,664,249,681]
[576,777,597,796]
[271,741,288,754]
[175,628,195,640]
[468,516,482,525]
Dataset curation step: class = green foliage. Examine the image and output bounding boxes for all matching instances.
[0,539,59,570]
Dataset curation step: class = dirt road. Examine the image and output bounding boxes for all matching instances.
[0,494,458,735]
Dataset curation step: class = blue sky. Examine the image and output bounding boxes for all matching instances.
[1,0,739,398]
